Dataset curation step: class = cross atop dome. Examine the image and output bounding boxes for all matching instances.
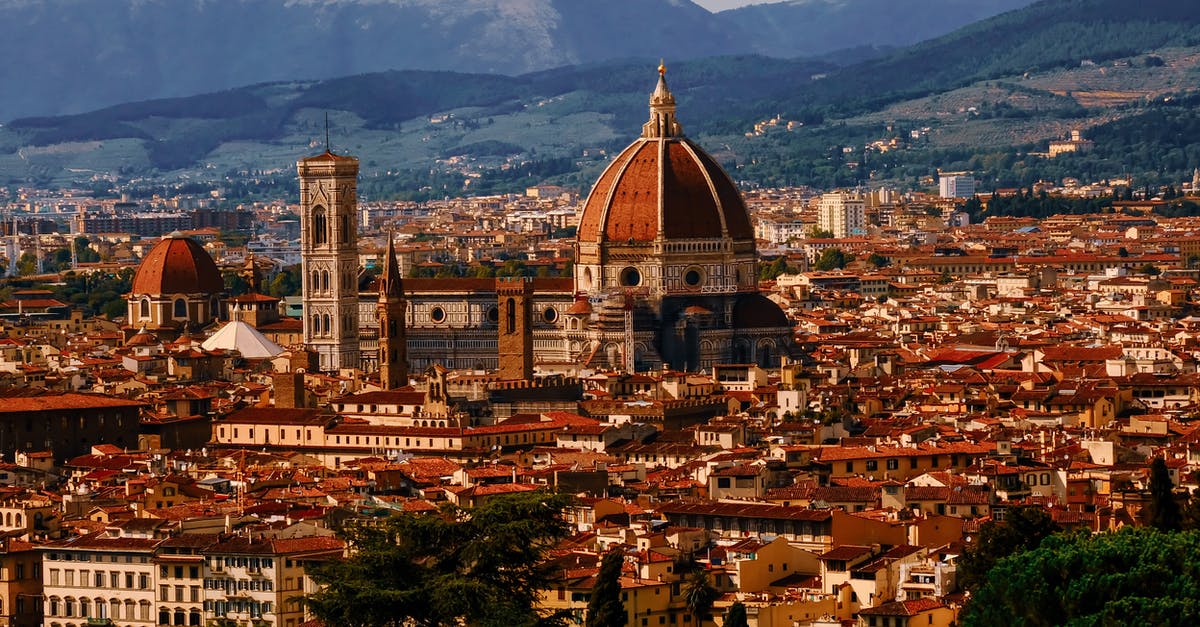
[643,61,683,139]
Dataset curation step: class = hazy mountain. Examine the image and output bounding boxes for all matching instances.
[0,0,1037,120]
[4,0,1199,190]
[717,0,1038,58]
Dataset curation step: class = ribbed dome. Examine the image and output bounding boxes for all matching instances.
[578,140,753,244]
[576,70,754,245]
[131,232,223,295]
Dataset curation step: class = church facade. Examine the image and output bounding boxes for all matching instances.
[299,67,795,375]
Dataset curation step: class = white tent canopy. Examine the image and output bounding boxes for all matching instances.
[201,320,285,359]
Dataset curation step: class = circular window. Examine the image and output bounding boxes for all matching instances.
[430,306,446,323]
[684,267,704,288]
[543,307,558,323]
[620,267,642,287]
[486,306,499,324]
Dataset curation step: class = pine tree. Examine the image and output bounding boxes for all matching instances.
[586,550,627,627]
[1145,456,1182,531]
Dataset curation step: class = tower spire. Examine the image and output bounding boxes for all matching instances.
[377,230,408,389]
[642,61,682,139]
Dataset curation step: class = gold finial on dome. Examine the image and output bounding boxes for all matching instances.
[659,59,666,76]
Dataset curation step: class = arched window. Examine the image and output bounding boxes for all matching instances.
[340,214,351,243]
[173,298,187,318]
[321,270,330,293]
[505,298,516,334]
[139,298,150,319]
[189,611,201,626]
[322,314,331,336]
[312,207,327,246]
[310,315,318,336]
[310,270,318,291]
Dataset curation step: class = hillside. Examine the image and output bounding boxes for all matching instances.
[3,0,1200,195]
[0,0,1035,120]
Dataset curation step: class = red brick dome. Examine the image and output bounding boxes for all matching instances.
[131,232,223,295]
[577,70,753,245]
[577,139,753,244]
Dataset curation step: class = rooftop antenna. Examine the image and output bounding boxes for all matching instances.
[325,112,331,154]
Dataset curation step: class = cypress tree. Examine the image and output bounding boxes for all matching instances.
[723,602,748,627]
[1146,456,1182,531]
[586,549,627,627]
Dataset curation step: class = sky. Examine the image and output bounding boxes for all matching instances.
[693,0,790,12]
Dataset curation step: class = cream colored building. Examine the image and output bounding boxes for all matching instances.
[42,531,159,627]
[817,192,865,239]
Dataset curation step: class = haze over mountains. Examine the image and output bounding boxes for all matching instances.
[4,0,1200,193]
[0,0,1035,120]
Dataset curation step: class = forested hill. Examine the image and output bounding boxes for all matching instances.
[2,0,1200,191]
[785,0,1200,118]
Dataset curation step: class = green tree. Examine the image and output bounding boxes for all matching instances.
[682,570,719,627]
[807,227,834,239]
[266,265,302,298]
[1182,488,1200,531]
[1146,456,1182,531]
[1139,263,1162,276]
[962,528,1200,627]
[305,491,574,627]
[758,257,791,281]
[74,237,100,263]
[15,252,37,276]
[958,506,1059,592]
[585,550,626,627]
[813,248,851,271]
[865,252,890,268]
[722,602,748,627]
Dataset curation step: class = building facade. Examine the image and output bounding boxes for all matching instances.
[818,192,866,239]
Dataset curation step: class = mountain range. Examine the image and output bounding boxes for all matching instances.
[0,0,1036,120]
[3,0,1200,193]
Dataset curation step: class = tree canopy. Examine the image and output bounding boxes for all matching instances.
[957,506,1060,592]
[305,490,574,627]
[813,248,852,271]
[962,528,1200,627]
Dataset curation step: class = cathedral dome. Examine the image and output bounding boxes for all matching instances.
[576,69,753,245]
[131,232,223,296]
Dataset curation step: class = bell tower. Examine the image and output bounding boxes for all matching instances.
[496,277,534,380]
[298,149,361,372]
[377,233,408,389]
